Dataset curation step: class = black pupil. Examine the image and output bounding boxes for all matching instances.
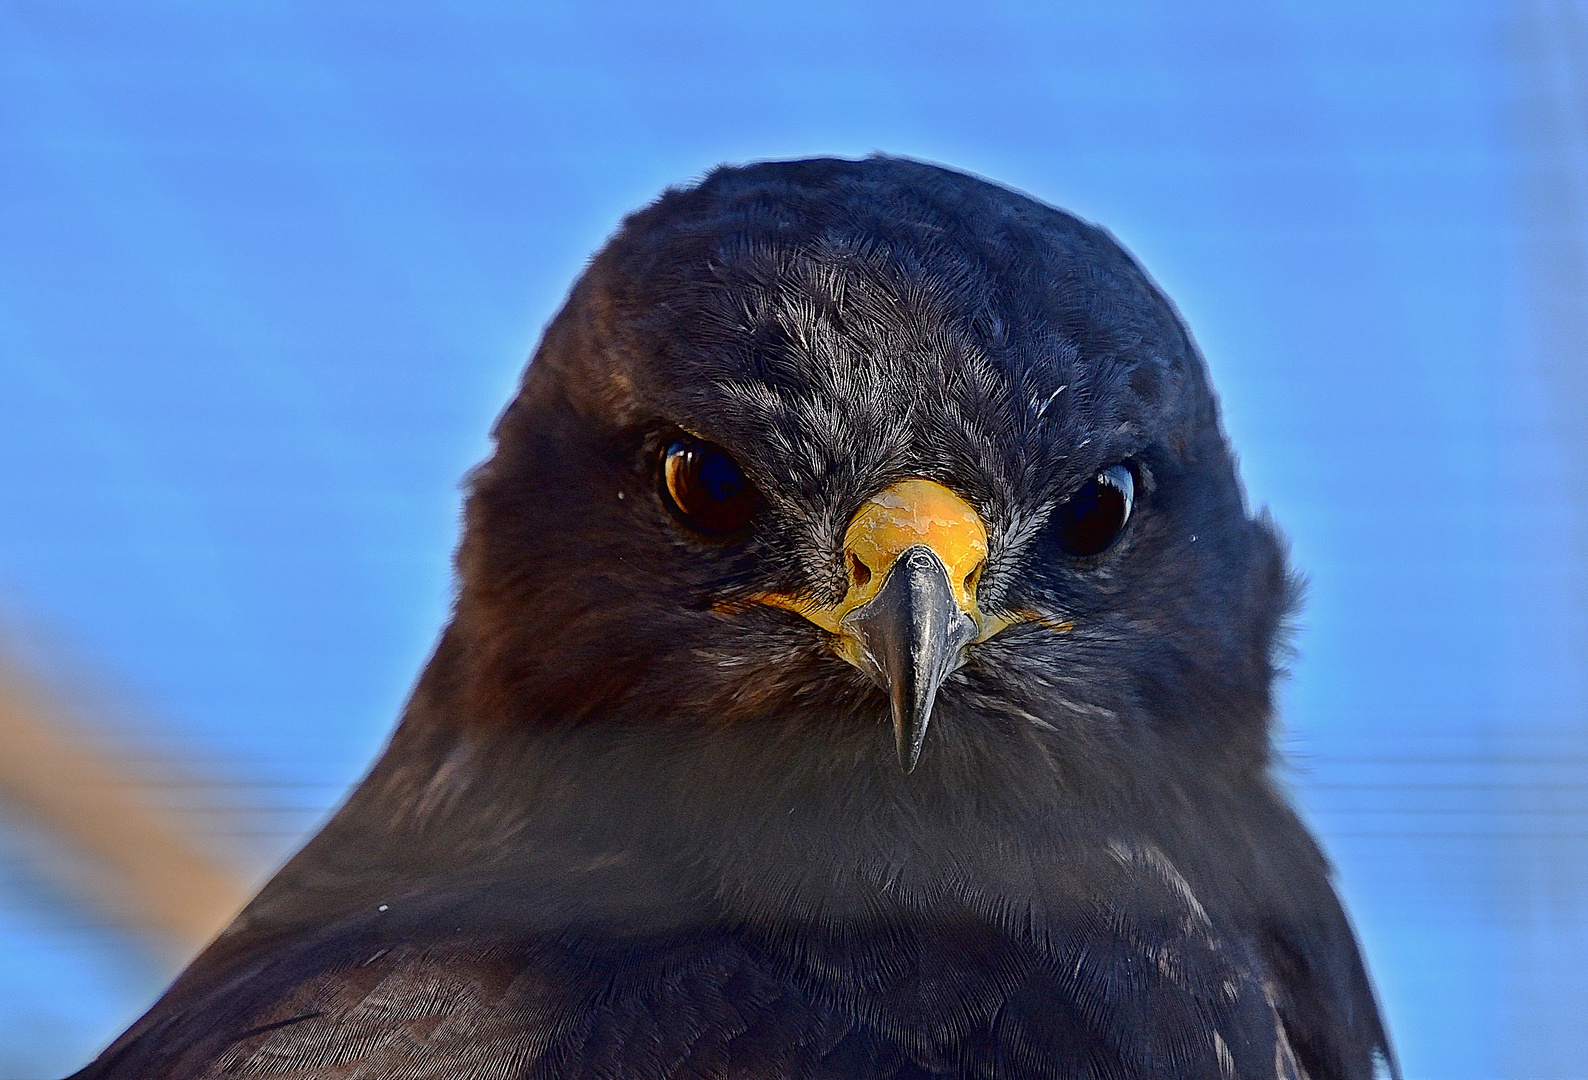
[664,440,755,534]
[1053,471,1130,557]
[696,448,745,502]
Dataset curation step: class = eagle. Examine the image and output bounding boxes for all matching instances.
[73,156,1395,1080]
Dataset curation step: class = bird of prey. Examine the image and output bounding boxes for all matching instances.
[73,156,1395,1080]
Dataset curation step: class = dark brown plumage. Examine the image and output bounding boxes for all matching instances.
[73,156,1395,1080]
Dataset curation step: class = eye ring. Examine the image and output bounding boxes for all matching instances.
[659,436,758,536]
[1051,463,1135,558]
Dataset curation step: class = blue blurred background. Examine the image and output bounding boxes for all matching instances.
[1,2,1585,1076]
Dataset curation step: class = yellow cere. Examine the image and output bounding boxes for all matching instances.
[842,479,988,614]
[759,478,997,637]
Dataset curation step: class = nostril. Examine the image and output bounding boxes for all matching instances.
[847,552,873,589]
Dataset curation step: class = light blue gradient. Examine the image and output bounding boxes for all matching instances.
[1,3,1583,1077]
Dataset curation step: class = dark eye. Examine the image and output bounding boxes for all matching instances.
[1052,464,1135,557]
[660,437,757,535]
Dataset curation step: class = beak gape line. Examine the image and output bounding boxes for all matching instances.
[756,478,1003,772]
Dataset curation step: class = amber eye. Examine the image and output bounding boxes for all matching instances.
[1052,464,1135,557]
[660,438,757,535]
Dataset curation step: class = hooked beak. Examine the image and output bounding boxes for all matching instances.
[757,479,1013,771]
[843,544,977,771]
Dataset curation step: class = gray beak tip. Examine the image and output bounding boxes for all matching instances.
[894,707,926,773]
[844,545,977,775]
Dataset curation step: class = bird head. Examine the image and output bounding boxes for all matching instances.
[446,157,1292,804]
